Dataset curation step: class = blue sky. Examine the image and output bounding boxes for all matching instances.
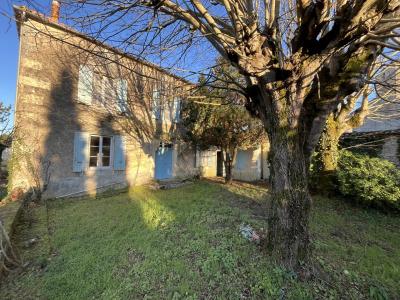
[0,3,19,112]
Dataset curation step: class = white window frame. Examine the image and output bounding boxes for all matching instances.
[89,135,113,169]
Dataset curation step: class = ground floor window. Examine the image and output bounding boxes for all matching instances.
[89,135,111,167]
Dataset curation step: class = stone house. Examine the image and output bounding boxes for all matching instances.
[11,3,269,198]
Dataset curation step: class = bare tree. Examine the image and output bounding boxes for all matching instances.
[0,102,12,138]
[10,0,400,269]
[182,68,265,184]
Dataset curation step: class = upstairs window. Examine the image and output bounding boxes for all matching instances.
[102,76,114,104]
[78,65,93,105]
[89,135,111,168]
[101,77,127,113]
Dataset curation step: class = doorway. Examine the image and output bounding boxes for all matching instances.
[155,143,173,180]
[216,150,224,177]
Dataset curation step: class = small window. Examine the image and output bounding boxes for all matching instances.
[89,135,112,168]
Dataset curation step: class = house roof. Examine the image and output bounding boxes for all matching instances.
[13,5,194,86]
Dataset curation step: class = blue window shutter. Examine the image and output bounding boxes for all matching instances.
[113,136,126,170]
[117,79,128,112]
[73,132,89,172]
[78,65,93,105]
[173,97,181,122]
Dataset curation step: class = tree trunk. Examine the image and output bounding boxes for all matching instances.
[314,114,341,173]
[248,79,315,271]
[223,149,236,184]
[224,160,233,184]
[266,129,312,270]
[313,114,342,193]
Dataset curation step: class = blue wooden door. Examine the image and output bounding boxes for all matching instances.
[155,146,173,180]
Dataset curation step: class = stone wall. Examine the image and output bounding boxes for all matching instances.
[381,136,400,167]
[340,131,400,167]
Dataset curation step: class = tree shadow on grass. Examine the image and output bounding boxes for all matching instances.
[203,178,270,220]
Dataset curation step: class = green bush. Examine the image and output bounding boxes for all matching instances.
[337,150,400,210]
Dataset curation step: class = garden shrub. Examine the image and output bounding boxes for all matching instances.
[337,150,400,210]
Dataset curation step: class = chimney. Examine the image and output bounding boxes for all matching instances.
[50,0,60,22]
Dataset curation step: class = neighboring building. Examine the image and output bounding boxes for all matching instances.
[198,145,270,181]
[350,68,400,166]
[11,3,269,198]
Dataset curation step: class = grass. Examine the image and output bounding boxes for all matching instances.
[0,180,399,299]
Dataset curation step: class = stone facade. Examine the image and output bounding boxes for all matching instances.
[12,7,198,198]
[381,136,400,166]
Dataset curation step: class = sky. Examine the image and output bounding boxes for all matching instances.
[0,2,19,113]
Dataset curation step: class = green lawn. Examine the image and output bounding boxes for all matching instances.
[1,180,399,299]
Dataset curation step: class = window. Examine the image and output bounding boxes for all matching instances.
[101,77,127,112]
[102,77,115,104]
[89,135,112,167]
